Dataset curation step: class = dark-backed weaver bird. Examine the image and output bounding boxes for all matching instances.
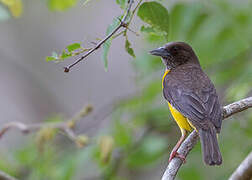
[150,42,222,165]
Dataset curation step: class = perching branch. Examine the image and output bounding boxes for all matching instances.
[0,104,93,147]
[161,96,252,180]
[64,0,135,73]
[222,97,252,119]
[229,151,252,180]
[0,170,18,180]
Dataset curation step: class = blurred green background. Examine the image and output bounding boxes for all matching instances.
[0,0,251,180]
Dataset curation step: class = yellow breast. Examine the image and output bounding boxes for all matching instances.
[162,69,170,89]
[162,69,193,133]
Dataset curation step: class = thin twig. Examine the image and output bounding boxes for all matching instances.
[161,96,252,180]
[111,31,125,39]
[229,151,252,180]
[64,0,135,73]
[125,0,143,34]
[0,105,93,147]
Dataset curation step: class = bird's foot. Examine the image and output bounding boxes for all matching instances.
[169,151,186,164]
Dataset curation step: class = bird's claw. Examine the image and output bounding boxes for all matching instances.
[169,151,186,164]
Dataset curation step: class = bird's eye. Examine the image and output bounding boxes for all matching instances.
[172,46,179,51]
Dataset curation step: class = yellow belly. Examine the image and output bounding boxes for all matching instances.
[168,103,193,133]
[162,69,193,133]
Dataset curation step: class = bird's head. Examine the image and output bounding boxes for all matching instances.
[149,42,199,69]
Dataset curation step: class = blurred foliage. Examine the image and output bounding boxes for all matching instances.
[47,0,78,12]
[1,0,252,180]
[0,0,22,19]
[0,3,10,21]
[116,0,127,9]
[0,0,79,21]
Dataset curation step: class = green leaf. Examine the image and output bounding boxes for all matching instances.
[140,25,155,33]
[125,39,135,58]
[61,50,72,59]
[116,0,126,9]
[66,43,81,52]
[46,51,58,62]
[137,1,169,36]
[102,17,120,70]
[48,0,78,11]
[102,42,110,71]
[46,56,56,62]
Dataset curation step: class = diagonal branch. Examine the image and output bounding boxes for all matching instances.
[229,151,252,180]
[64,0,135,73]
[222,97,252,119]
[0,170,18,180]
[161,96,252,180]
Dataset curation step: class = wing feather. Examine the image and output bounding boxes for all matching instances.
[163,65,222,131]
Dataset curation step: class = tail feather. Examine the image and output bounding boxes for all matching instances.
[199,128,222,165]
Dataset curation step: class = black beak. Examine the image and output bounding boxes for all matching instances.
[149,47,170,58]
